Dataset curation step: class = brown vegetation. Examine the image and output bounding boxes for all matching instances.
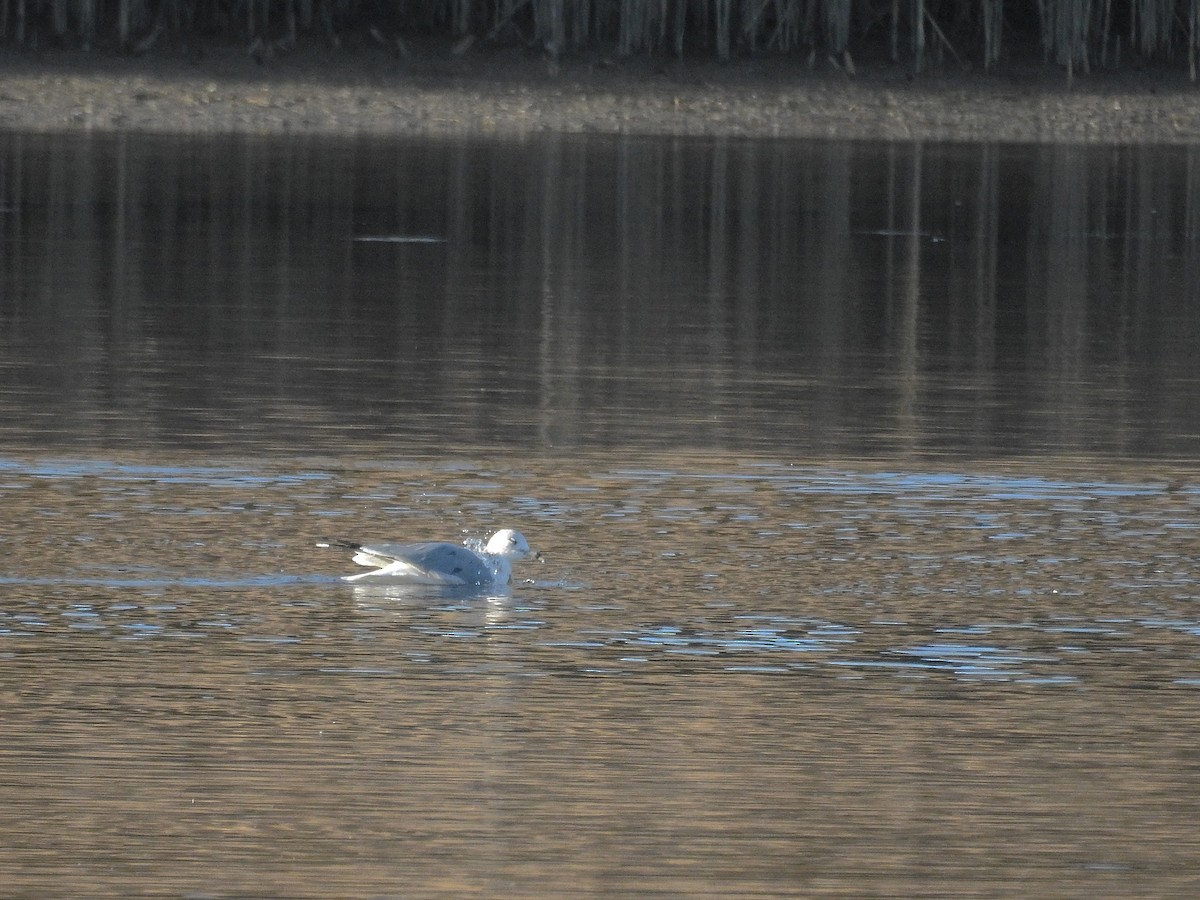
[6,0,1200,77]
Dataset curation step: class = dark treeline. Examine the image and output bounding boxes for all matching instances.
[3,0,1200,76]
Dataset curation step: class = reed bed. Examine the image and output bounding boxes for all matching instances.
[5,0,1200,75]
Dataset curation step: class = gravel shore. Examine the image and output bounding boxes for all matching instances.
[2,42,1199,142]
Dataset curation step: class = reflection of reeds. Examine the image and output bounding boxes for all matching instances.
[4,133,1200,455]
[4,0,1200,73]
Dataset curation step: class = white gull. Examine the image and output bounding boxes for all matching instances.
[324,529,541,586]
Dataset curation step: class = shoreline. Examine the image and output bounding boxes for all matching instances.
[2,43,1200,143]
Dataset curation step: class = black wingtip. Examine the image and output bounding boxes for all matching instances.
[317,539,362,551]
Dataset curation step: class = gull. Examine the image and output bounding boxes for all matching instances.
[322,529,541,586]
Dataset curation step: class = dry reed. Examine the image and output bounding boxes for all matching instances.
[4,0,1200,76]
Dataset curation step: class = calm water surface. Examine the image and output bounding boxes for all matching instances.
[1,132,1199,897]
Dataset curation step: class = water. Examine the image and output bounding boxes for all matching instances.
[1,131,1199,897]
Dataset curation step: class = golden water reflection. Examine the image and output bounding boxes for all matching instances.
[1,454,1198,895]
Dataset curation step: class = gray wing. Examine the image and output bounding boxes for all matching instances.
[354,541,494,585]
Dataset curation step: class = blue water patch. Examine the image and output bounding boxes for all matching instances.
[0,574,337,589]
[0,457,332,487]
[606,464,1170,502]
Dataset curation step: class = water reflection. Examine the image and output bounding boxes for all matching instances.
[2,129,1200,896]
[1,450,1199,894]
[1,132,1198,457]
[1,455,1196,684]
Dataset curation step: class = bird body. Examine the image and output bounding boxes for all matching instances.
[326,529,540,586]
